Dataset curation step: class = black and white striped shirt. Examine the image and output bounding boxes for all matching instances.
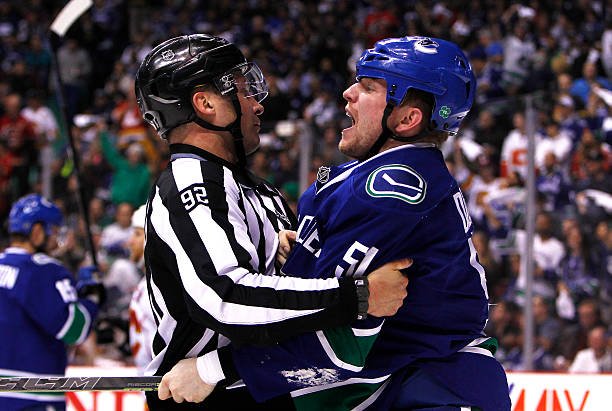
[144,144,357,376]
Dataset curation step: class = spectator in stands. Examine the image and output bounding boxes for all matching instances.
[501,18,536,95]
[23,35,51,90]
[302,85,340,131]
[573,147,612,234]
[272,150,298,191]
[315,123,349,166]
[249,149,275,185]
[535,119,572,176]
[535,152,572,215]
[472,109,507,164]
[558,226,601,305]
[257,73,290,129]
[20,89,57,143]
[473,230,505,299]
[99,202,133,261]
[97,122,151,208]
[88,197,112,229]
[0,93,37,198]
[56,37,92,121]
[554,94,588,147]
[569,326,612,373]
[570,61,612,107]
[532,295,562,370]
[0,139,14,222]
[363,0,400,47]
[557,298,606,368]
[110,87,148,151]
[500,111,537,180]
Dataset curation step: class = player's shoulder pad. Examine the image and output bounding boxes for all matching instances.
[364,163,427,205]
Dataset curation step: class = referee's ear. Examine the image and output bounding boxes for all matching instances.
[192,89,217,117]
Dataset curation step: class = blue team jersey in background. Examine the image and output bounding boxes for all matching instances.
[0,247,98,410]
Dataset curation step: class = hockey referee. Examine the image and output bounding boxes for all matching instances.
[134,34,411,410]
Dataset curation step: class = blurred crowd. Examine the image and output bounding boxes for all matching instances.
[0,0,610,373]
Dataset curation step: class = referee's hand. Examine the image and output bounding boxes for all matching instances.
[366,258,412,317]
[158,358,215,403]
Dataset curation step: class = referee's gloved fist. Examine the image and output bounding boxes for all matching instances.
[366,258,412,317]
[158,358,216,403]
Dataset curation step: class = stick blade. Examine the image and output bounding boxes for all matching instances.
[50,0,94,37]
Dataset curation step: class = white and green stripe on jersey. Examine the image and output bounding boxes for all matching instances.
[291,336,497,411]
[55,302,92,345]
[316,321,384,372]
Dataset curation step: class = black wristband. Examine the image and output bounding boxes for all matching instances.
[354,277,369,320]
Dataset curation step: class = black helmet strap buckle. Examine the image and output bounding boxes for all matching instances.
[192,94,247,167]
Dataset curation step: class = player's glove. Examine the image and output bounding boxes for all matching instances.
[76,265,106,306]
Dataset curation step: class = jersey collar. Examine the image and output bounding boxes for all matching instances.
[316,143,437,195]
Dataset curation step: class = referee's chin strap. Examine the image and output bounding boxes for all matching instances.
[192,94,247,167]
[362,102,432,161]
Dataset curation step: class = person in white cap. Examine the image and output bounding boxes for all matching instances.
[127,204,155,373]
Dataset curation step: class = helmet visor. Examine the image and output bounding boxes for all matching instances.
[213,62,268,102]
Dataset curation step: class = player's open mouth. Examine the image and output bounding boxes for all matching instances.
[341,111,355,136]
[345,110,355,125]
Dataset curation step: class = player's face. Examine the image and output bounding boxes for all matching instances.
[340,78,388,159]
[128,227,145,262]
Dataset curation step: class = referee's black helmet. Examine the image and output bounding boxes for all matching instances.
[135,34,268,139]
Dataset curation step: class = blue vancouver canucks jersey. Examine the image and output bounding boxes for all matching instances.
[230,145,497,409]
[0,247,98,410]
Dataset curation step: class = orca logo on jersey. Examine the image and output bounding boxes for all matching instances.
[366,164,427,204]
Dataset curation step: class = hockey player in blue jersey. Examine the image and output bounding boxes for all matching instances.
[160,36,511,410]
[0,194,103,411]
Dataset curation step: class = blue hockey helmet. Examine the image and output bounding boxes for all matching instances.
[8,194,63,236]
[356,36,476,135]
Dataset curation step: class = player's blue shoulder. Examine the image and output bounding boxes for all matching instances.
[0,247,69,286]
[352,145,456,212]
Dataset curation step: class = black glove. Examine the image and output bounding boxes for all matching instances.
[76,265,106,306]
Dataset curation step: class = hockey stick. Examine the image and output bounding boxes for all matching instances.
[47,0,99,269]
[0,376,161,392]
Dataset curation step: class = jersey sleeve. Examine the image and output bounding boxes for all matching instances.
[224,317,384,402]
[147,160,358,345]
[17,256,98,345]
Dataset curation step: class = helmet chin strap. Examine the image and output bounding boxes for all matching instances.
[363,102,431,160]
[192,94,247,167]
[363,103,395,160]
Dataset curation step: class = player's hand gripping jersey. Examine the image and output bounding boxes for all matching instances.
[227,144,494,409]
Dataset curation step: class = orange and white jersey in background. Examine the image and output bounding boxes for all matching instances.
[128,278,155,373]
